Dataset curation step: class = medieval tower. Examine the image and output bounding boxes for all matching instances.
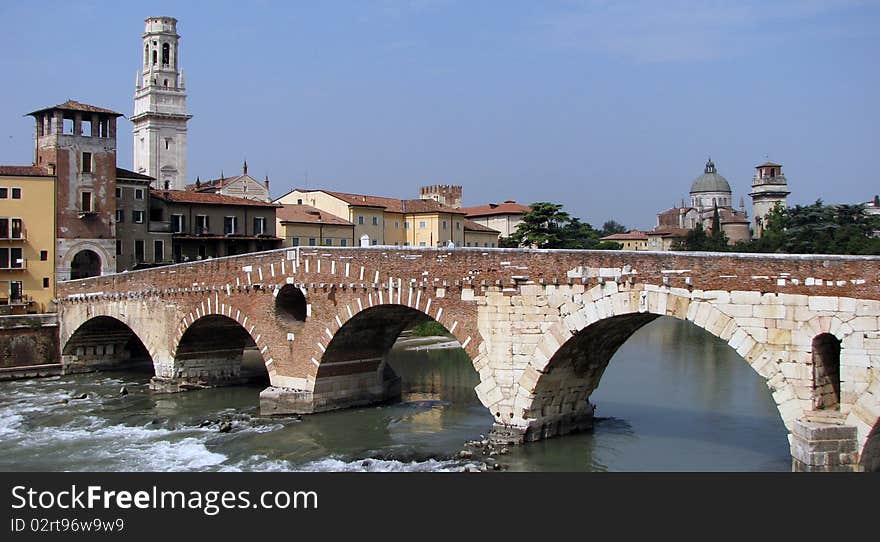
[132,16,191,190]
[749,161,790,239]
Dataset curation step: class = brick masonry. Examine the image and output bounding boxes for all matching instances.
[0,314,59,372]
[56,246,880,470]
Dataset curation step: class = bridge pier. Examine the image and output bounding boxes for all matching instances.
[150,348,249,392]
[489,404,596,445]
[260,360,401,415]
[790,419,862,472]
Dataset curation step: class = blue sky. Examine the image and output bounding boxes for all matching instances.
[1,1,877,229]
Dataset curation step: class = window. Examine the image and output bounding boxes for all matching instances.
[134,240,145,263]
[115,210,124,223]
[133,210,145,224]
[171,214,185,233]
[0,247,23,269]
[198,245,207,259]
[394,221,399,229]
[419,221,426,229]
[324,238,333,246]
[296,199,303,205]
[196,215,209,234]
[254,217,266,235]
[224,216,237,235]
[10,281,22,302]
[40,250,47,261]
[372,216,378,226]
[0,218,7,238]
[43,277,50,289]
[466,242,471,247]
[291,237,300,246]
[116,240,122,255]
[419,242,426,247]
[12,188,21,200]
[116,187,122,198]
[82,152,92,173]
[162,43,170,65]
[80,192,92,212]
[0,188,6,198]
[456,222,461,230]
[358,216,364,225]
[308,238,317,246]
[442,220,447,230]
[340,238,347,247]
[403,242,410,246]
[154,240,164,262]
[135,188,144,200]
[372,240,378,245]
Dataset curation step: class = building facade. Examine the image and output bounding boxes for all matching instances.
[28,100,120,281]
[276,204,354,247]
[150,190,281,262]
[186,161,271,202]
[132,16,191,190]
[0,167,55,314]
[275,189,476,247]
[750,161,791,239]
[463,220,501,247]
[461,200,531,238]
[115,168,172,271]
[600,230,649,250]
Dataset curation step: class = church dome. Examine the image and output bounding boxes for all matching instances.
[690,159,732,194]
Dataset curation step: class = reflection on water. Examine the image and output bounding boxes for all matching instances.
[0,318,790,471]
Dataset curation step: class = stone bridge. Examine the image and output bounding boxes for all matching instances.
[56,247,880,471]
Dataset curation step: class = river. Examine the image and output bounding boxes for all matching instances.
[0,317,791,471]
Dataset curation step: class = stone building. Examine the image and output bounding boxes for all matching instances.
[275,189,482,247]
[653,159,751,245]
[27,100,121,281]
[600,230,649,250]
[132,16,192,190]
[419,184,462,209]
[750,161,791,239]
[460,200,531,238]
[186,161,271,202]
[276,204,354,247]
[0,167,55,314]
[150,189,281,262]
[115,168,172,271]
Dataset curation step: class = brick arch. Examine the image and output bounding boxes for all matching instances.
[61,313,158,375]
[514,285,797,440]
[174,302,276,380]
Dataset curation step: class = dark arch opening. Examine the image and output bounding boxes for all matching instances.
[175,315,267,387]
[812,333,841,410]
[529,315,790,470]
[861,420,880,472]
[275,285,307,325]
[70,250,101,280]
[316,304,491,446]
[63,316,152,373]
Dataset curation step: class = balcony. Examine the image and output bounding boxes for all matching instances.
[0,231,26,241]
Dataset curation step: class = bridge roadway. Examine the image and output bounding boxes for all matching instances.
[56,246,880,471]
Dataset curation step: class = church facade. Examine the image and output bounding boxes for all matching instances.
[653,158,789,246]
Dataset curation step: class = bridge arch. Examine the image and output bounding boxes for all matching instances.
[61,315,154,374]
[311,300,485,412]
[513,285,799,442]
[163,311,270,391]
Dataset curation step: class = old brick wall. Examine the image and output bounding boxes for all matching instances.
[0,314,59,368]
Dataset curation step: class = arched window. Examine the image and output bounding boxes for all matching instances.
[152,50,157,64]
[162,43,170,65]
[770,168,776,178]
[144,44,149,65]
[71,250,101,280]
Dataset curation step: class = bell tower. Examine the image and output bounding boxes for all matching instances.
[132,16,192,190]
[749,161,790,239]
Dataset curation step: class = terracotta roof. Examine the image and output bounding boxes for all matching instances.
[303,190,467,215]
[756,161,783,168]
[27,100,122,117]
[463,219,500,233]
[719,208,750,224]
[116,168,154,181]
[150,189,279,207]
[277,204,353,226]
[461,200,531,218]
[0,165,51,177]
[648,227,690,237]
[601,230,648,241]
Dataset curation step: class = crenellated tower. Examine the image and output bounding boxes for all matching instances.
[132,16,192,190]
[749,161,790,239]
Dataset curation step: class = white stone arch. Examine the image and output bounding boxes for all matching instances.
[515,284,799,438]
[59,240,114,281]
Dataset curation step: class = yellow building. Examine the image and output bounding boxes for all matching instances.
[276,204,355,246]
[275,189,492,248]
[599,230,649,251]
[0,166,56,314]
[464,220,501,247]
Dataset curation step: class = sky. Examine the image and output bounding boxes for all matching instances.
[0,0,877,229]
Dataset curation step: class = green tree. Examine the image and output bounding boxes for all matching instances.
[600,220,627,237]
[707,205,729,251]
[508,202,570,248]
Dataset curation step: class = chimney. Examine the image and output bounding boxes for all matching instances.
[264,175,270,190]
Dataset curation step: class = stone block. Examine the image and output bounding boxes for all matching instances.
[753,304,786,319]
[808,296,839,312]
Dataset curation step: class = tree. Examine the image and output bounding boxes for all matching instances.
[707,205,729,250]
[600,220,627,237]
[676,222,709,251]
[508,202,570,248]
